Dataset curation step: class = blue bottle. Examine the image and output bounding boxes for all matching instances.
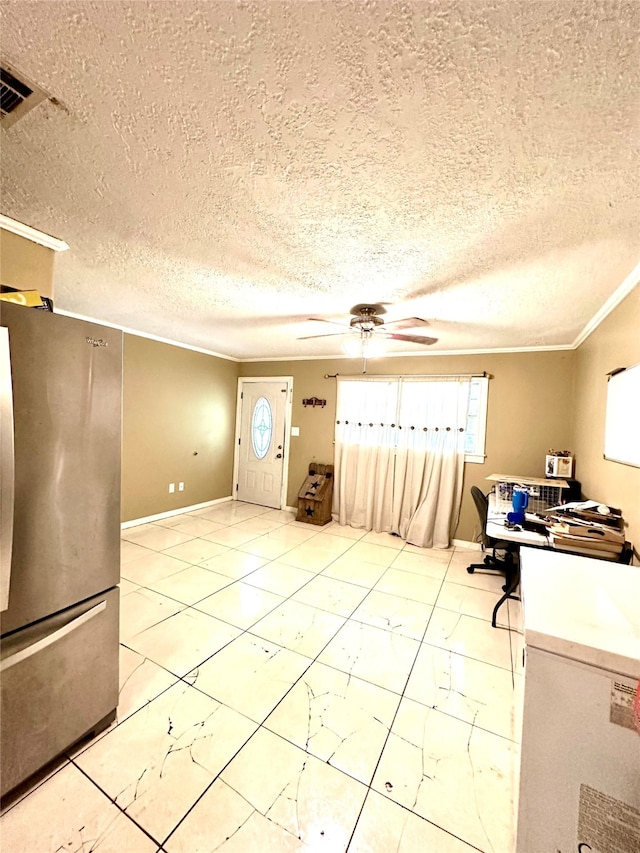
[507,487,529,524]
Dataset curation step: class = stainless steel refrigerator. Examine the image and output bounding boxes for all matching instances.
[1,300,122,798]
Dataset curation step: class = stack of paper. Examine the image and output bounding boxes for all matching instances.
[549,522,625,557]
[544,501,626,558]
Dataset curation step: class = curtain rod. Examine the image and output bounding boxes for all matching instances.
[323,371,489,380]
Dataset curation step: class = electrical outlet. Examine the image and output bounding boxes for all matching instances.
[169,483,175,493]
[178,482,184,491]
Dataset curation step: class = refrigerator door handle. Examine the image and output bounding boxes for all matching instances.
[1,600,107,671]
[0,326,15,613]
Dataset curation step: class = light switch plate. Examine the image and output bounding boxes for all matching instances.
[291,426,300,436]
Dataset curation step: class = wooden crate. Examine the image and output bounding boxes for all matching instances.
[296,463,334,525]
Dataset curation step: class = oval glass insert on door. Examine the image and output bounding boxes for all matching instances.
[251,396,273,459]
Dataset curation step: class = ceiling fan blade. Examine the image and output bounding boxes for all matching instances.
[383,317,430,330]
[297,331,352,340]
[307,318,352,330]
[382,332,438,345]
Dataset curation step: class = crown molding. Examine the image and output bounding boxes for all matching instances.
[240,343,576,363]
[55,309,239,360]
[572,262,640,349]
[0,214,69,252]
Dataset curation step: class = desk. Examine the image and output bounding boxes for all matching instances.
[476,492,551,628]
[487,494,632,559]
[483,496,632,627]
[486,518,549,548]
[485,494,550,628]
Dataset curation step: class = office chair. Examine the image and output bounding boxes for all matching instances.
[467,485,520,627]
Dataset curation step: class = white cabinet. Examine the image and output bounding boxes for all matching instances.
[516,548,640,853]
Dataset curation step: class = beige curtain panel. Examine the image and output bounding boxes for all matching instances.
[334,376,471,548]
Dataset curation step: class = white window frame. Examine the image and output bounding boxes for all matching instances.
[464,376,489,464]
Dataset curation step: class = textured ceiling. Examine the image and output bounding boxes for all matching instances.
[1,0,638,360]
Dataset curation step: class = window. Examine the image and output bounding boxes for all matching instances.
[464,376,489,463]
[335,375,489,464]
[251,396,273,459]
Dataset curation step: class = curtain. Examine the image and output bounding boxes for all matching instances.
[334,376,471,548]
[334,379,398,532]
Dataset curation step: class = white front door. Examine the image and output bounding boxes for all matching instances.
[235,378,292,509]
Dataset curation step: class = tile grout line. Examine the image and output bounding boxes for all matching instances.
[157,531,448,847]
[3,506,518,850]
[70,760,166,849]
[343,597,442,850]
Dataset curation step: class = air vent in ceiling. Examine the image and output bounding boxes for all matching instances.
[0,61,48,128]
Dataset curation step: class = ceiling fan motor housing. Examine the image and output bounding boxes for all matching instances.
[349,304,386,333]
[350,303,386,317]
[350,314,384,332]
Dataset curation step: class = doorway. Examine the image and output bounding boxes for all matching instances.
[233,377,293,509]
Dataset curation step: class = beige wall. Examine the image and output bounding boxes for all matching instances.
[120,286,638,552]
[5,225,633,547]
[572,285,640,555]
[122,334,240,522]
[0,229,55,298]
[241,350,576,543]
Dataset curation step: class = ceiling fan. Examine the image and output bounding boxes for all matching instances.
[298,303,438,346]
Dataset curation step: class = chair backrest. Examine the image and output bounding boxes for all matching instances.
[470,485,490,546]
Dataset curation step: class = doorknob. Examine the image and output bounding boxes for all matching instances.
[275,453,282,458]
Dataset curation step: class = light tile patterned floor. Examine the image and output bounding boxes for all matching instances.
[0,502,523,852]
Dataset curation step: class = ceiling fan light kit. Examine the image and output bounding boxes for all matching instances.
[343,331,385,359]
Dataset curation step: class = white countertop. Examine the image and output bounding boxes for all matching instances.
[520,547,640,677]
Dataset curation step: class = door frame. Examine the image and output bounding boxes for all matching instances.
[232,376,294,510]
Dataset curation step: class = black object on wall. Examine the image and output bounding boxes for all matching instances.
[564,479,582,502]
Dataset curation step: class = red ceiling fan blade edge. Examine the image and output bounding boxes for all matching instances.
[383,317,430,330]
[383,332,438,345]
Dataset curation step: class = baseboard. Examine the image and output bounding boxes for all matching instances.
[124,503,483,551]
[121,496,233,529]
[287,513,480,552]
[452,538,481,550]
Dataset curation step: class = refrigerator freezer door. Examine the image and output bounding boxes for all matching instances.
[0,586,119,797]
[0,302,122,635]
